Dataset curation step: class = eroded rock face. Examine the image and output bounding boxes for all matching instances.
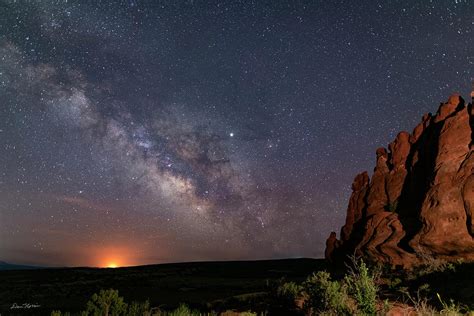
[340,172,369,242]
[326,94,474,267]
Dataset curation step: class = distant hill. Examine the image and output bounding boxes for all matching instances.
[0,260,43,270]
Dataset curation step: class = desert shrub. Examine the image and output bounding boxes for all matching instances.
[411,248,458,278]
[398,285,473,316]
[381,299,391,315]
[276,281,302,306]
[303,271,352,315]
[344,258,379,315]
[85,289,128,316]
[265,278,302,313]
[387,277,402,290]
[50,312,71,316]
[401,285,437,316]
[127,300,151,316]
[166,303,200,316]
[220,312,264,316]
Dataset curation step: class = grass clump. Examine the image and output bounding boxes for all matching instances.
[437,293,466,316]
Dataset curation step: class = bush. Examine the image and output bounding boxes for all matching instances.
[387,277,402,290]
[127,300,151,316]
[276,281,302,306]
[50,312,71,316]
[166,303,201,316]
[86,289,128,316]
[303,271,352,315]
[344,258,379,315]
[300,258,381,315]
[410,247,458,278]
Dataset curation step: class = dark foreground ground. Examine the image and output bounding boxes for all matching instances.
[0,258,326,315]
[3,258,474,315]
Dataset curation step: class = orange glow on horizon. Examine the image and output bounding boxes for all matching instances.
[99,256,125,268]
[94,246,131,268]
[82,241,161,268]
[106,262,118,268]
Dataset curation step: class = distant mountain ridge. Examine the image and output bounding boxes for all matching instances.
[0,260,44,270]
[326,92,474,267]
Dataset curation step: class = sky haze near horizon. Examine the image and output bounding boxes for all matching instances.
[0,0,472,267]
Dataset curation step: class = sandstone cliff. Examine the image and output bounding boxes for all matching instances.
[326,93,474,267]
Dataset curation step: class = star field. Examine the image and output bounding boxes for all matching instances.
[0,1,472,267]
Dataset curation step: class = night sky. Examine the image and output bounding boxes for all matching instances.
[0,1,472,267]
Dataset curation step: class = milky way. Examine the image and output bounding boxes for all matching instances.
[0,1,472,266]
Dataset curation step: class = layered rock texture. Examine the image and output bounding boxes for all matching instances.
[326,93,474,267]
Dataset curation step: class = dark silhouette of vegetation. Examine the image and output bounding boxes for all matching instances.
[86,289,127,316]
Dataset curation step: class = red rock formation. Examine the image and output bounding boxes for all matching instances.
[326,93,474,267]
[325,232,338,262]
[340,172,369,242]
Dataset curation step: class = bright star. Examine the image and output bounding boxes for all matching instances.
[229,132,234,137]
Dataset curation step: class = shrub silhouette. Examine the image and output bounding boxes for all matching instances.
[85,289,127,316]
[51,311,70,316]
[166,303,200,316]
[276,281,302,307]
[127,300,151,316]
